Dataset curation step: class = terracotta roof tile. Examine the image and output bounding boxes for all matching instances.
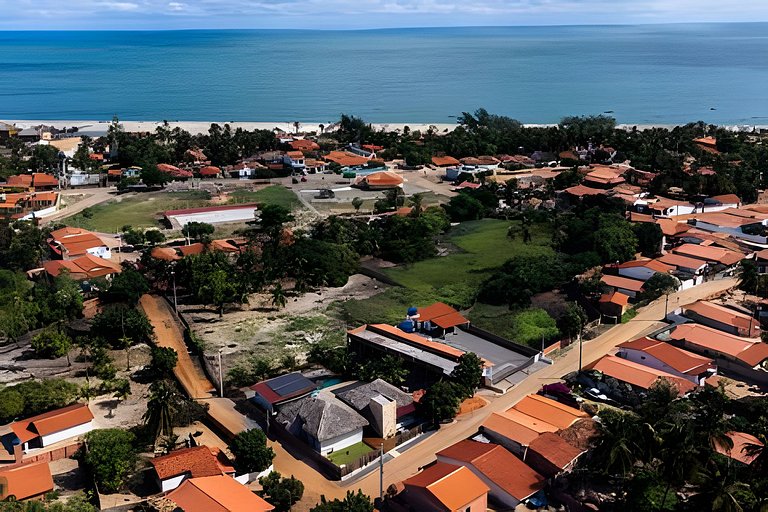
[586,355,696,394]
[0,462,54,500]
[599,291,630,306]
[715,431,763,465]
[151,446,224,480]
[682,300,759,337]
[403,462,489,510]
[528,432,585,470]
[618,338,714,375]
[437,440,544,501]
[431,156,461,167]
[10,403,92,444]
[600,274,645,293]
[672,244,744,266]
[165,475,274,512]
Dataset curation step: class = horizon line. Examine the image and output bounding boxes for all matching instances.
[2,20,767,32]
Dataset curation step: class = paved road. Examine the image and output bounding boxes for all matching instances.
[138,279,737,510]
[41,187,119,225]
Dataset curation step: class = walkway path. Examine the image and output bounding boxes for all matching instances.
[41,187,118,225]
[138,279,737,510]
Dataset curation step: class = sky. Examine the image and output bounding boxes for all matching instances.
[2,0,767,30]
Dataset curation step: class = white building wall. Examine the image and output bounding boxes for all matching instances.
[617,349,701,385]
[320,428,364,456]
[160,473,189,492]
[436,455,519,508]
[39,420,93,447]
[85,246,111,259]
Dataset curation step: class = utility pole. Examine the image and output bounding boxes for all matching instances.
[218,348,224,398]
[577,319,583,374]
[171,271,178,313]
[665,292,670,319]
[379,443,384,502]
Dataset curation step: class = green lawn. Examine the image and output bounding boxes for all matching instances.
[62,191,211,232]
[381,219,555,307]
[326,441,376,467]
[228,185,302,210]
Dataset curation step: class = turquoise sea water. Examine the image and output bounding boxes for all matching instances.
[1,24,768,124]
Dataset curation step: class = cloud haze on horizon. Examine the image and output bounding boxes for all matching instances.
[1,0,766,29]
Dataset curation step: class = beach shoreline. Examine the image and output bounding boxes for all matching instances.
[3,119,766,136]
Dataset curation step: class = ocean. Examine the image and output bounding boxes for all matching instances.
[1,23,768,125]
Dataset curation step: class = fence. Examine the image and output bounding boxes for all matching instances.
[460,324,539,357]
[21,442,82,465]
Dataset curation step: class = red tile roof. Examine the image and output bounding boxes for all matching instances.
[683,300,759,337]
[657,253,708,270]
[599,291,630,306]
[165,475,275,512]
[0,462,54,500]
[10,403,93,444]
[600,274,645,293]
[289,139,320,151]
[43,254,121,279]
[715,431,763,465]
[417,302,469,329]
[151,446,226,480]
[618,338,714,375]
[199,166,221,176]
[431,156,461,167]
[586,355,696,394]
[528,432,585,471]
[437,440,544,501]
[403,462,489,510]
[672,244,744,266]
[324,151,368,167]
[361,171,403,188]
[563,184,605,197]
[616,259,674,273]
[710,194,741,205]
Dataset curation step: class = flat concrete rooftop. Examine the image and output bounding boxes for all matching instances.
[440,329,532,367]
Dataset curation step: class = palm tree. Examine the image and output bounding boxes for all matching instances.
[271,283,287,310]
[143,380,181,441]
[118,335,133,371]
[293,121,300,134]
[409,193,424,217]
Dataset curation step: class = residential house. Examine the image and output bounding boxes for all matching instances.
[526,432,586,478]
[0,462,54,501]
[431,156,461,167]
[599,291,630,320]
[164,475,274,512]
[616,337,716,385]
[41,254,122,281]
[355,171,404,190]
[335,379,415,438]
[635,196,695,217]
[480,394,588,456]
[687,209,768,245]
[150,446,239,492]
[289,139,320,152]
[562,184,605,200]
[0,122,19,141]
[693,136,719,154]
[324,151,369,167]
[3,403,93,455]
[656,253,707,284]
[667,324,768,383]
[585,355,696,395]
[400,462,490,512]
[615,259,675,282]
[755,249,768,273]
[198,166,222,178]
[249,372,317,415]
[681,300,760,337]
[275,395,368,455]
[460,156,500,169]
[714,432,764,466]
[0,191,59,220]
[285,151,306,171]
[671,243,744,268]
[583,167,625,189]
[48,227,111,260]
[5,173,59,191]
[436,440,544,509]
[600,274,645,299]
[705,194,741,210]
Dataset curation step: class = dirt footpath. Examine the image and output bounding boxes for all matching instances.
[139,294,214,397]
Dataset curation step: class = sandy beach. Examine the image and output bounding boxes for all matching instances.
[4,118,731,136]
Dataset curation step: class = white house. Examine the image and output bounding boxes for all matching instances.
[3,403,93,455]
[616,337,716,386]
[276,395,368,456]
[149,445,260,492]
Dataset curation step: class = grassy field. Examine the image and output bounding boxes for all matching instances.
[63,185,302,232]
[326,441,376,466]
[228,185,302,210]
[381,219,555,307]
[63,191,211,232]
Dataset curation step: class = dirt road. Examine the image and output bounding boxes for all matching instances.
[42,187,118,225]
[139,279,737,509]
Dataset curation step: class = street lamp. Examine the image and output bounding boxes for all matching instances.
[171,271,177,313]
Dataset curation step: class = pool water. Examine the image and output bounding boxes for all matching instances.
[315,377,342,389]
